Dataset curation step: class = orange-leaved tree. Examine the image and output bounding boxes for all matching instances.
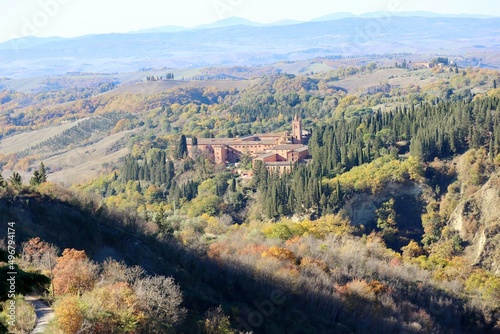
[53,248,98,295]
[21,237,59,272]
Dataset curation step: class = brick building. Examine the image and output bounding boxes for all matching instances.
[187,115,309,172]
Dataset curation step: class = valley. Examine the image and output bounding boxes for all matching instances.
[0,9,499,334]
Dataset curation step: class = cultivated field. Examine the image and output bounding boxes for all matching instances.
[43,129,137,185]
[0,118,89,154]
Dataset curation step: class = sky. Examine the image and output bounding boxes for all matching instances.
[1,0,499,43]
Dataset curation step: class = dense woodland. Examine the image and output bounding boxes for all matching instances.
[0,62,500,333]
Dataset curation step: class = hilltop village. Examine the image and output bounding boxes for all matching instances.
[187,115,310,173]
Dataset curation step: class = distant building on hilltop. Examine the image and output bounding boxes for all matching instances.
[408,61,435,70]
[187,115,309,172]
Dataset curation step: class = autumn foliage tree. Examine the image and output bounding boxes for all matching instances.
[54,295,84,334]
[80,282,146,333]
[204,305,234,334]
[401,240,424,259]
[48,256,186,333]
[21,237,59,272]
[53,249,98,296]
[261,246,296,263]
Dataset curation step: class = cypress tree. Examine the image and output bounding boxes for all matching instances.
[489,137,494,161]
[336,180,342,202]
[144,159,150,181]
[176,135,188,159]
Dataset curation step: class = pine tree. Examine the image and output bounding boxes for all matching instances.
[29,163,48,186]
[10,172,22,187]
[30,171,41,186]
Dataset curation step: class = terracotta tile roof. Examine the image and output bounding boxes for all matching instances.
[196,138,235,145]
[194,138,279,146]
[252,132,285,138]
[256,152,278,159]
[271,144,305,151]
[293,146,309,153]
[265,161,293,166]
[231,140,277,145]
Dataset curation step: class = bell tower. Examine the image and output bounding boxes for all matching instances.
[292,114,302,144]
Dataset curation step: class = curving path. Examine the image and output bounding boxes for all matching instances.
[25,296,54,334]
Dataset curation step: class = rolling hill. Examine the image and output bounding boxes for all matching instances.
[1,16,500,77]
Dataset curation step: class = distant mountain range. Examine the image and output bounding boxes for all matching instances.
[129,11,499,33]
[1,13,499,78]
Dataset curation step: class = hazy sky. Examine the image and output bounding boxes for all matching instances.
[1,0,499,43]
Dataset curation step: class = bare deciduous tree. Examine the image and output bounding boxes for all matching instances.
[134,275,186,332]
[99,258,145,286]
[21,237,59,272]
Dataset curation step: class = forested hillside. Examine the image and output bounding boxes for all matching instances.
[1,62,499,333]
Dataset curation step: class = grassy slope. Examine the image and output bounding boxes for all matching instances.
[0,118,88,154]
[45,129,137,185]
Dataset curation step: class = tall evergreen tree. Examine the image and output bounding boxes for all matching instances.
[39,162,47,183]
[176,135,188,159]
